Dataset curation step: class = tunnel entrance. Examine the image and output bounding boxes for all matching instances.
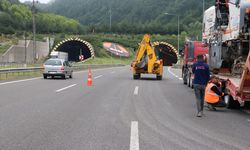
[154,42,179,66]
[52,38,94,62]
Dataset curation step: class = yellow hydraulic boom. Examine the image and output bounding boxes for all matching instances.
[131,34,163,80]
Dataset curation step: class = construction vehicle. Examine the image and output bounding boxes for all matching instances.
[182,41,208,88]
[131,34,178,80]
[203,0,250,108]
[131,34,163,80]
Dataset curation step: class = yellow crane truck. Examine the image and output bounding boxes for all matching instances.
[131,34,163,80]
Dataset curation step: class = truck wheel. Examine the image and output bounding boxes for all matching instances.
[156,75,162,80]
[182,69,187,85]
[244,101,250,109]
[190,78,194,89]
[43,75,47,79]
[187,74,191,87]
[133,74,140,80]
[224,95,240,109]
[69,73,73,79]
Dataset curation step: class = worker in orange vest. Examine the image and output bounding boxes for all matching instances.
[204,76,225,111]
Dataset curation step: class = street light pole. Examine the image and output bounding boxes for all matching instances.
[164,13,180,54]
[32,0,37,62]
[202,0,205,39]
[24,31,27,63]
[203,0,205,17]
[177,15,180,55]
[109,8,112,32]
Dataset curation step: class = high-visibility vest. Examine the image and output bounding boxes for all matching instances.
[204,83,220,104]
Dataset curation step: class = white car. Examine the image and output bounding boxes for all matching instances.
[43,58,73,79]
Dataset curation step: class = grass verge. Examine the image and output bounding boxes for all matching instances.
[0,71,42,81]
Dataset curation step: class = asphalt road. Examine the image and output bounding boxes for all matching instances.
[0,66,250,150]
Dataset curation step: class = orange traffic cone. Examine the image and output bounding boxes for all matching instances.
[87,68,93,86]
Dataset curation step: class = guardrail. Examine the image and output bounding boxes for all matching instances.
[0,64,125,80]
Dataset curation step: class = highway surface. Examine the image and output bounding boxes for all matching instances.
[0,66,250,150]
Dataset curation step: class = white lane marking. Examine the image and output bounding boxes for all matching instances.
[130,121,139,150]
[179,78,183,80]
[111,71,116,74]
[94,75,103,79]
[168,67,179,78]
[134,86,139,95]
[0,77,41,86]
[56,84,77,93]
[247,119,250,122]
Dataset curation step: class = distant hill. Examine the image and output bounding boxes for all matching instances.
[0,0,83,34]
[44,0,214,37]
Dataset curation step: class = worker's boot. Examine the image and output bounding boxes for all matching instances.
[196,112,202,117]
[200,111,204,116]
[207,104,216,111]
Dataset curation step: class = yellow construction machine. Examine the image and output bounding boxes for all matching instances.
[131,34,163,80]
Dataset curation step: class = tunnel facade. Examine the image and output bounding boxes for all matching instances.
[52,38,94,62]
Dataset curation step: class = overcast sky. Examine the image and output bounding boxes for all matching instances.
[19,0,52,4]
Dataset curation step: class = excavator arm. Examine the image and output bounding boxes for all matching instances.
[133,34,158,73]
[131,34,162,79]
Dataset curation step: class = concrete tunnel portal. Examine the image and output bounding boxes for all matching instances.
[52,38,94,62]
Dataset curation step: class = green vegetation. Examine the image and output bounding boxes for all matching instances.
[83,57,133,65]
[0,71,41,81]
[45,0,214,39]
[0,0,83,34]
[0,44,11,54]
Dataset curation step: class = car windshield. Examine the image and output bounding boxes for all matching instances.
[45,59,62,66]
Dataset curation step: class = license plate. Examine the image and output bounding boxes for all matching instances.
[49,71,57,74]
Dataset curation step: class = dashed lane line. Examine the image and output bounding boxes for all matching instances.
[130,121,139,150]
[94,75,103,79]
[134,86,139,95]
[56,84,77,93]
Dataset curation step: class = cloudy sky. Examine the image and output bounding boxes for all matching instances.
[19,0,52,4]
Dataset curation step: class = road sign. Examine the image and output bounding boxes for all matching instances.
[79,55,84,61]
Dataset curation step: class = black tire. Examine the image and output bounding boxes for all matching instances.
[187,73,191,87]
[156,75,162,80]
[244,101,250,109]
[190,78,194,89]
[133,74,140,80]
[43,75,47,79]
[224,95,240,109]
[62,75,66,79]
[69,73,73,79]
[182,68,187,85]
